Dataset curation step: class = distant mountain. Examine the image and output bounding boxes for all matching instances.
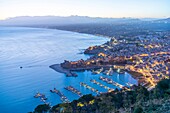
[0,16,142,26]
[139,18,163,21]
[154,18,170,23]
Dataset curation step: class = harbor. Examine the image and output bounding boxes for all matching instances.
[33,73,134,106]
[32,68,136,110]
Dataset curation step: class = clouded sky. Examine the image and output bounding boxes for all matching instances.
[0,0,169,20]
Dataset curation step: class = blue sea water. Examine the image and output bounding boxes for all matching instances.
[0,27,137,113]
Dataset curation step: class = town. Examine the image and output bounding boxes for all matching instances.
[54,31,170,90]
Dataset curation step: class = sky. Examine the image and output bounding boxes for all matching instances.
[0,0,170,20]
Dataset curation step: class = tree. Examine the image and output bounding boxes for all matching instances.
[136,86,149,102]
[133,106,143,113]
[154,79,170,98]
[33,104,50,113]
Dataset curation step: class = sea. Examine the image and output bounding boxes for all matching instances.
[0,27,137,113]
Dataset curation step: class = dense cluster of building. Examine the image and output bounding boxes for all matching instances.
[126,52,170,90]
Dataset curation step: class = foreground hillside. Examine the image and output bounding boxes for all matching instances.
[32,79,170,113]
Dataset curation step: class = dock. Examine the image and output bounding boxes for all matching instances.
[116,69,125,74]
[126,82,134,87]
[80,82,101,94]
[50,88,70,103]
[34,92,48,104]
[103,68,114,76]
[92,68,103,74]
[64,86,83,97]
[90,79,114,91]
[99,76,124,89]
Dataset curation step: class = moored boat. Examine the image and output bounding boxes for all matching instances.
[50,88,70,103]
[64,86,83,97]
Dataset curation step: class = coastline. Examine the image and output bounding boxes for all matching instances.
[10,26,111,40]
[50,64,113,76]
[50,64,72,76]
[49,26,170,91]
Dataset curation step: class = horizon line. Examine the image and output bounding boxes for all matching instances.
[0,15,169,21]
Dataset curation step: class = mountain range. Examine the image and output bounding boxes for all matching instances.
[0,16,169,26]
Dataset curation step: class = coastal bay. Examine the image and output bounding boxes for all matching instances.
[0,27,137,113]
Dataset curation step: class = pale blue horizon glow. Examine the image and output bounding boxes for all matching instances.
[0,0,170,20]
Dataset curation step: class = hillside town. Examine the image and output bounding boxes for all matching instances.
[58,31,170,90]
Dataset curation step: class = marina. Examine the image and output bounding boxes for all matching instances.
[50,88,70,103]
[64,86,83,97]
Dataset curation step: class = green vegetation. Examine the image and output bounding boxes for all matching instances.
[33,104,50,113]
[33,79,170,113]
